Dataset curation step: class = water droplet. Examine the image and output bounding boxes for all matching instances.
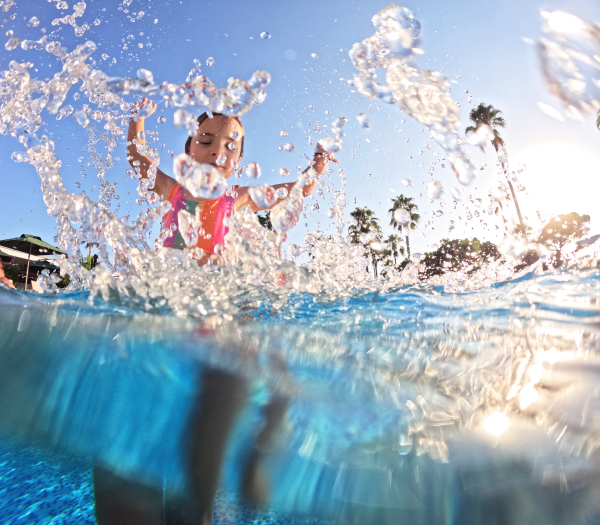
[357,113,370,129]
[73,109,89,127]
[206,57,214,66]
[245,162,261,178]
[451,187,462,200]
[136,68,154,84]
[28,16,40,27]
[253,89,266,105]
[282,143,294,152]
[393,208,411,226]
[318,137,341,153]
[158,116,166,124]
[5,37,20,51]
[284,49,297,61]
[473,198,482,207]
[276,187,288,199]
[311,53,318,59]
[401,178,412,187]
[5,30,13,37]
[260,32,271,39]
[173,154,227,199]
[215,153,226,166]
[427,180,443,199]
[249,184,276,207]
[230,131,241,140]
[280,130,288,137]
[279,167,289,176]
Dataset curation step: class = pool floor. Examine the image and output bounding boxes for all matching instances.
[0,439,326,525]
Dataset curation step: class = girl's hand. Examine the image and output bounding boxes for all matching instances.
[315,141,339,163]
[132,97,157,119]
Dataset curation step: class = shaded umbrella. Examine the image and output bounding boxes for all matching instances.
[0,234,66,289]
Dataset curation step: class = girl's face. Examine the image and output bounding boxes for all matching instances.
[188,116,244,179]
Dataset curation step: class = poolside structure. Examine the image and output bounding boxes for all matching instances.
[0,234,65,290]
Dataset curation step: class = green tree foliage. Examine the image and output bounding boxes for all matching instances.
[80,254,99,270]
[535,212,591,266]
[2,262,20,285]
[256,210,273,231]
[383,234,405,267]
[348,207,383,276]
[419,238,501,279]
[388,195,420,258]
[465,103,527,237]
[465,103,506,152]
[56,273,70,288]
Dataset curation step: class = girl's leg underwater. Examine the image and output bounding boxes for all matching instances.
[94,365,289,525]
[165,368,249,525]
[93,465,164,525]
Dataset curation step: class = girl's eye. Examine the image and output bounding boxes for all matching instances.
[199,142,211,145]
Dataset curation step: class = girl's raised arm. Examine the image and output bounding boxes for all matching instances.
[127,97,176,202]
[235,143,338,212]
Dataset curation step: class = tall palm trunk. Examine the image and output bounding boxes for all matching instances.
[405,235,410,259]
[496,144,527,240]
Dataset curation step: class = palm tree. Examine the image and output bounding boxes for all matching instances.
[383,234,405,266]
[349,207,381,275]
[388,195,420,259]
[349,207,379,243]
[465,103,526,238]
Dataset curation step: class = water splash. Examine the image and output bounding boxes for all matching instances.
[539,11,600,115]
[349,4,477,185]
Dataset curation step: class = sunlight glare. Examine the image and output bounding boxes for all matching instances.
[483,412,509,436]
[542,11,586,34]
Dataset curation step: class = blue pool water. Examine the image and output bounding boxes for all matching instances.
[2,265,600,524]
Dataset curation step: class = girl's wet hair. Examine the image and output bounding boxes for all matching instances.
[184,112,245,158]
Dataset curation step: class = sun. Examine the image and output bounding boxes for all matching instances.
[512,142,600,230]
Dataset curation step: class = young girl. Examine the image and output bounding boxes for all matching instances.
[94,99,337,525]
[129,97,336,263]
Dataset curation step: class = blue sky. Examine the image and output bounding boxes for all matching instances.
[1,0,599,258]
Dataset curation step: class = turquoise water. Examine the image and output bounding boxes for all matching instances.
[2,265,600,524]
